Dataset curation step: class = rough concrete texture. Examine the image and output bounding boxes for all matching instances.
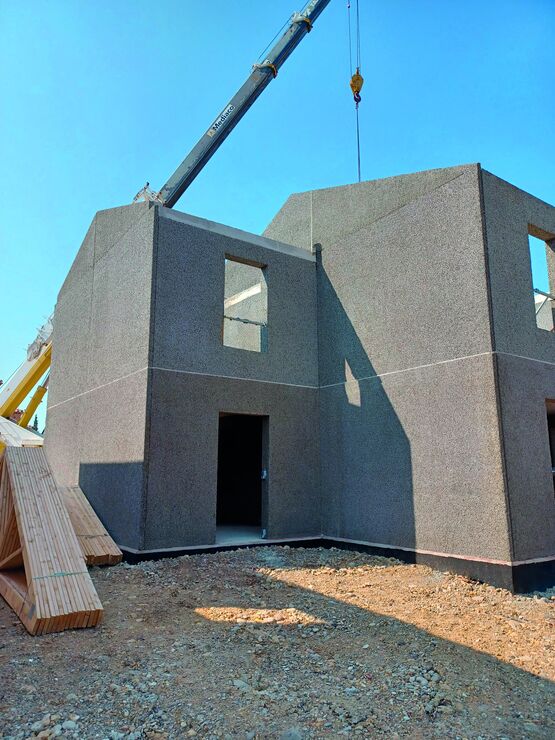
[76,369,148,550]
[320,353,510,562]
[151,212,318,387]
[49,201,154,406]
[264,164,474,253]
[495,352,555,561]
[480,170,555,564]
[481,170,555,362]
[143,370,319,550]
[47,204,319,553]
[46,369,148,552]
[45,202,155,549]
[267,164,511,564]
[267,164,492,382]
[45,165,555,584]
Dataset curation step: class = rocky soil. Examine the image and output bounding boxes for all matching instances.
[0,546,554,739]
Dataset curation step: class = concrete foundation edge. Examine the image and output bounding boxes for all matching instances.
[119,537,555,593]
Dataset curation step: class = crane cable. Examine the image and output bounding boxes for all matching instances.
[347,0,363,182]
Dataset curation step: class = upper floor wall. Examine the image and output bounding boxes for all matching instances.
[151,208,319,388]
[481,170,555,363]
[49,202,155,408]
[266,164,493,384]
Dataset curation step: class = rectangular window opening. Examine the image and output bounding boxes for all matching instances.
[528,225,555,332]
[223,256,267,352]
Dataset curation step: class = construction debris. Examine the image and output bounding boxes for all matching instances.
[0,447,103,635]
[1,546,553,738]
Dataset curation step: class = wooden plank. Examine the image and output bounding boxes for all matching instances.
[0,569,27,617]
[62,486,122,565]
[0,417,43,448]
[0,447,103,635]
[0,547,23,570]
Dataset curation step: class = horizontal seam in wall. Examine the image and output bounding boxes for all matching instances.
[320,351,493,389]
[495,350,555,368]
[150,366,318,389]
[46,348,555,411]
[47,366,149,410]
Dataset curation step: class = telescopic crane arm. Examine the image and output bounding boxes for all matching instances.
[134,0,332,209]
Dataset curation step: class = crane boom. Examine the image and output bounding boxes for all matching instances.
[139,0,332,209]
[0,317,52,452]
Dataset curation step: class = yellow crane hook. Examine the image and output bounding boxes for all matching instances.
[350,67,364,104]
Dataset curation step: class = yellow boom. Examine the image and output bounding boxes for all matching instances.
[0,343,52,420]
[0,317,53,453]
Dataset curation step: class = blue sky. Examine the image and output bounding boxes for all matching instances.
[1,0,554,427]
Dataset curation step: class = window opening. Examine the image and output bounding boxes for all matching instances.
[528,226,555,331]
[223,257,267,351]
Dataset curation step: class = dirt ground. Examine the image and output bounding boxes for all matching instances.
[0,546,554,739]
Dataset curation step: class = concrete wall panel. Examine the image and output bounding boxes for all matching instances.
[151,212,318,387]
[45,204,154,550]
[48,275,94,407]
[43,399,84,488]
[87,206,154,388]
[496,352,555,561]
[264,164,473,252]
[76,369,148,550]
[45,167,554,581]
[315,166,491,384]
[482,170,555,362]
[321,353,510,561]
[93,203,151,266]
[143,369,320,550]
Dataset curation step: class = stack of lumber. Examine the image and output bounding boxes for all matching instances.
[0,416,43,450]
[62,485,122,565]
[0,447,103,635]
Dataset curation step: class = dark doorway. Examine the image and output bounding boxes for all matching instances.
[546,401,555,497]
[217,414,265,538]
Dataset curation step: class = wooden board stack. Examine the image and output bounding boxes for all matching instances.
[62,485,122,565]
[0,447,103,635]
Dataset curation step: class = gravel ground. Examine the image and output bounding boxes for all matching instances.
[0,546,554,739]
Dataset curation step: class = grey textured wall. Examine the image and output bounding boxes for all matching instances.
[143,370,320,550]
[267,165,513,562]
[481,170,555,362]
[143,208,320,549]
[481,171,555,562]
[495,353,555,561]
[45,202,155,549]
[46,166,555,573]
[151,210,318,386]
[46,203,319,552]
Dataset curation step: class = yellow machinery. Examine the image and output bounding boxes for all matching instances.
[0,317,52,453]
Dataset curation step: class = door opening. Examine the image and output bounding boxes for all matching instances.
[546,400,555,498]
[216,413,266,543]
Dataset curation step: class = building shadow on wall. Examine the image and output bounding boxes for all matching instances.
[79,461,144,549]
[317,257,414,550]
[76,259,414,556]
